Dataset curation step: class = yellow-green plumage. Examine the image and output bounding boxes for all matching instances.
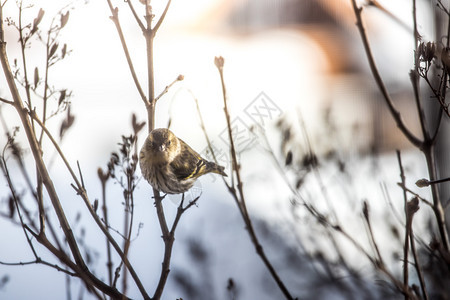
[139,128,227,194]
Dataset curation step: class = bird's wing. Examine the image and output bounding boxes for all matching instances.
[169,139,206,180]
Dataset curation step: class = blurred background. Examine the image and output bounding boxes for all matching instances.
[0,0,447,299]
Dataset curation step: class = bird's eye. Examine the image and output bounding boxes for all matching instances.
[167,140,171,146]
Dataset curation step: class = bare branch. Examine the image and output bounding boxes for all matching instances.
[0,97,14,105]
[215,56,295,300]
[367,0,412,34]
[350,0,423,148]
[397,150,410,299]
[154,74,183,102]
[152,192,172,300]
[153,0,171,35]
[406,198,429,300]
[1,143,39,259]
[362,201,384,265]
[126,0,145,32]
[0,259,77,277]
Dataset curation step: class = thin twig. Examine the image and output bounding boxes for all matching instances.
[214,56,295,300]
[423,74,449,119]
[397,183,433,208]
[171,194,201,235]
[396,150,409,299]
[0,109,63,248]
[192,90,219,164]
[152,0,171,34]
[17,1,35,134]
[77,160,86,191]
[1,144,39,259]
[98,168,113,286]
[106,0,148,106]
[0,97,14,105]
[0,259,77,276]
[415,176,450,187]
[408,208,429,300]
[333,225,418,299]
[126,0,145,32]
[351,0,450,254]
[154,74,183,102]
[122,157,137,295]
[362,201,384,266]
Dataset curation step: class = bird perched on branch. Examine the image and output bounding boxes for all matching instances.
[139,128,227,194]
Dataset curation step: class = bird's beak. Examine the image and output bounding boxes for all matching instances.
[158,145,165,152]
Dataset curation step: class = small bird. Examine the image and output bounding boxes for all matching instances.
[139,128,227,194]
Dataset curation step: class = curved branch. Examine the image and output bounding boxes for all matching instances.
[350,1,423,148]
[0,96,14,105]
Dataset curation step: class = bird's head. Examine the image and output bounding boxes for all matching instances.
[141,128,180,164]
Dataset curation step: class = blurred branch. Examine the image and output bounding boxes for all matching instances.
[410,0,432,142]
[261,116,419,298]
[397,151,410,299]
[0,258,77,276]
[0,109,65,250]
[350,0,422,148]
[192,90,218,163]
[98,168,113,286]
[362,201,384,266]
[333,225,418,299]
[406,198,428,300]
[0,97,14,105]
[350,0,450,254]
[17,1,35,133]
[366,0,412,34]
[396,182,433,210]
[1,141,39,259]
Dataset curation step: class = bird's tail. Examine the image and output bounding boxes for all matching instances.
[206,161,228,177]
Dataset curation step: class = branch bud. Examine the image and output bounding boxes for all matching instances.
[415,178,429,188]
